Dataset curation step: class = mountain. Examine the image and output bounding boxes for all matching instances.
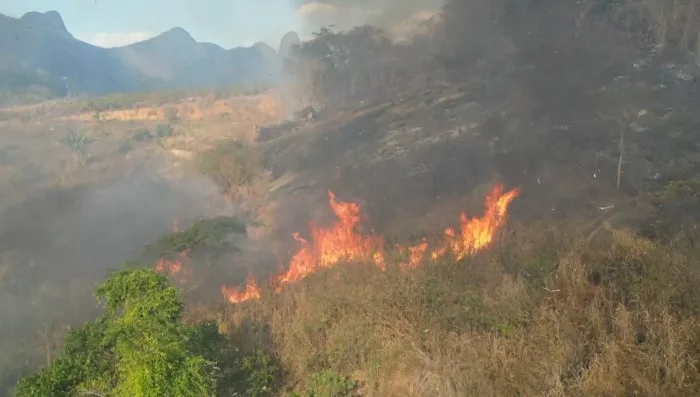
[0,11,150,96]
[112,28,280,90]
[279,31,301,58]
[0,10,288,98]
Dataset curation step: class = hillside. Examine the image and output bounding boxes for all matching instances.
[0,10,287,100]
[5,0,700,396]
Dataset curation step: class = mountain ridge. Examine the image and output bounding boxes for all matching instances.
[0,10,300,99]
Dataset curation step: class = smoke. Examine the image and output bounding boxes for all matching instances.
[0,164,228,391]
[295,0,444,37]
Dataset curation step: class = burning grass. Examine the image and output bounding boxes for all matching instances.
[138,176,700,396]
[220,184,520,303]
[212,225,700,397]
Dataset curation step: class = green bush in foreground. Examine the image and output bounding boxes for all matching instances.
[14,269,218,397]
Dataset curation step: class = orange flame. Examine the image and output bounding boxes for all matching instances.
[397,239,430,270]
[221,184,520,304]
[431,184,521,262]
[154,249,192,283]
[274,191,385,291]
[221,275,262,303]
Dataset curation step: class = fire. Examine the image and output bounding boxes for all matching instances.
[221,184,520,304]
[397,239,430,270]
[221,275,262,303]
[154,249,193,283]
[431,184,521,262]
[274,191,385,291]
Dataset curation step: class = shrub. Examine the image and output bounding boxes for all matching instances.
[199,141,261,194]
[291,371,359,397]
[14,269,218,397]
[234,350,281,397]
[155,123,174,138]
[132,128,153,141]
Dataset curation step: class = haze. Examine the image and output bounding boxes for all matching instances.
[3,0,700,396]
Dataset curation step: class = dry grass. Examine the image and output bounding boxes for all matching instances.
[209,225,700,396]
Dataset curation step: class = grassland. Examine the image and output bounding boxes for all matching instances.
[3,65,700,396]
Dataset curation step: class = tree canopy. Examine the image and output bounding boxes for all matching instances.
[15,269,218,397]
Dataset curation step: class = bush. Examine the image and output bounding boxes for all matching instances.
[291,371,358,397]
[199,141,261,194]
[155,123,174,138]
[132,128,153,141]
[14,269,218,397]
[233,350,281,397]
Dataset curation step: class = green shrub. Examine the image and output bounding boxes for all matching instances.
[232,350,280,397]
[132,128,153,141]
[291,370,358,397]
[14,269,218,397]
[155,123,174,138]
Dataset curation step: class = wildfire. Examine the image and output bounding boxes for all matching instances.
[221,276,262,303]
[397,239,429,270]
[431,184,521,261]
[274,191,386,291]
[154,248,193,283]
[222,184,520,304]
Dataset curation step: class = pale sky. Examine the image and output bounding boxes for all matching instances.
[0,0,304,49]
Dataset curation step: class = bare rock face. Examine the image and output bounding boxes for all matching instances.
[279,31,301,58]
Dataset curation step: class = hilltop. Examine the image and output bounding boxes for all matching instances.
[0,10,293,101]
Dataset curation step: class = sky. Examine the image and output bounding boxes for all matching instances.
[0,0,443,49]
[0,0,304,49]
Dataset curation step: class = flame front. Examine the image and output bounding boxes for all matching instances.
[275,191,385,290]
[431,184,520,261]
[220,184,520,303]
[221,276,262,303]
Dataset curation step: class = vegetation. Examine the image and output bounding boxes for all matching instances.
[16,224,700,396]
[59,129,92,166]
[10,0,700,396]
[14,268,282,397]
[291,371,359,397]
[14,269,218,397]
[141,216,247,261]
[199,140,262,195]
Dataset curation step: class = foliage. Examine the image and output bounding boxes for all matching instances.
[155,123,174,138]
[141,216,247,260]
[284,25,397,108]
[228,350,280,397]
[657,178,700,204]
[199,141,261,194]
[59,130,91,153]
[291,371,358,397]
[132,128,153,142]
[14,269,218,397]
[59,129,92,165]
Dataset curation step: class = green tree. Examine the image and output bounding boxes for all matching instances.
[15,269,217,397]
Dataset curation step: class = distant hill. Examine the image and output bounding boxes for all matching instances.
[0,10,294,100]
[111,28,282,90]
